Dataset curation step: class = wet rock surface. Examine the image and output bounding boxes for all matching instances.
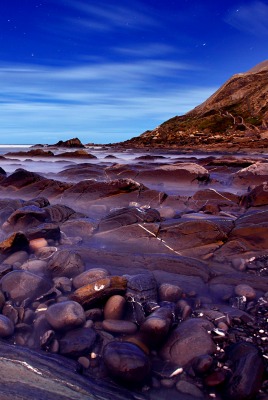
[0,147,267,399]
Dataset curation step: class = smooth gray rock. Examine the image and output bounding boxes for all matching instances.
[0,270,51,303]
[45,301,86,331]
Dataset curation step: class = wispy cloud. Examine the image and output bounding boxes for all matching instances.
[0,58,215,143]
[225,1,268,36]
[61,0,158,32]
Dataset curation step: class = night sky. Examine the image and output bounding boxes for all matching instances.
[1,0,268,144]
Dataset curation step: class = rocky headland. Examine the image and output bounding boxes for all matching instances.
[118,60,268,151]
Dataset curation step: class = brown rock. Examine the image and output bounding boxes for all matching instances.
[234,284,256,300]
[240,182,268,207]
[71,276,127,308]
[232,162,268,186]
[2,206,47,232]
[160,318,216,366]
[0,168,44,189]
[52,137,85,148]
[0,232,29,255]
[140,307,173,347]
[102,319,137,335]
[103,295,126,320]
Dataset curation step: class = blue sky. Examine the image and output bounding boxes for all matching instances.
[0,0,268,144]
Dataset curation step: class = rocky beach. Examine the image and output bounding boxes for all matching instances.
[0,138,266,400]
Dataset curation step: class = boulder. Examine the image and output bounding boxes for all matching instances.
[158,218,232,251]
[25,223,61,241]
[59,327,96,357]
[72,268,109,289]
[232,162,268,186]
[0,270,51,303]
[55,150,97,158]
[2,206,47,232]
[6,149,54,157]
[45,301,85,331]
[47,250,85,278]
[62,178,144,202]
[52,137,85,148]
[0,169,44,189]
[97,207,161,232]
[160,318,216,366]
[240,182,268,207]
[136,163,209,186]
[44,204,77,223]
[224,342,264,400]
[103,341,151,384]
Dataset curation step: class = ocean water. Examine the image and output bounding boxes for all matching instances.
[0,145,32,155]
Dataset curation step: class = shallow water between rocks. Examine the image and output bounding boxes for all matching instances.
[0,146,267,400]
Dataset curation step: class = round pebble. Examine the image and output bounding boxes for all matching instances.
[103,341,151,383]
[204,370,226,386]
[102,319,138,335]
[192,354,214,374]
[59,327,96,357]
[158,283,183,303]
[140,317,170,347]
[2,251,29,266]
[19,259,48,275]
[0,315,14,337]
[104,295,126,320]
[72,268,109,289]
[53,277,72,293]
[45,300,86,331]
[234,284,256,300]
[29,238,48,252]
[78,356,90,369]
[217,321,229,331]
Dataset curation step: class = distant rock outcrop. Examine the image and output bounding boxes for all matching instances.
[51,137,85,148]
[6,149,54,157]
[120,60,268,150]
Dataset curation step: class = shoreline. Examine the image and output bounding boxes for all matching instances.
[0,145,267,399]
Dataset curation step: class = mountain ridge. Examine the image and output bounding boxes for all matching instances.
[118,60,268,150]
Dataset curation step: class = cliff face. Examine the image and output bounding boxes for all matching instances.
[122,61,268,149]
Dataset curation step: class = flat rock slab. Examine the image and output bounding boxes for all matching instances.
[0,340,142,400]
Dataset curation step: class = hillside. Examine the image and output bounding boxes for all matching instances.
[120,61,268,150]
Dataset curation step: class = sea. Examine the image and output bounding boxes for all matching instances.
[0,145,32,155]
